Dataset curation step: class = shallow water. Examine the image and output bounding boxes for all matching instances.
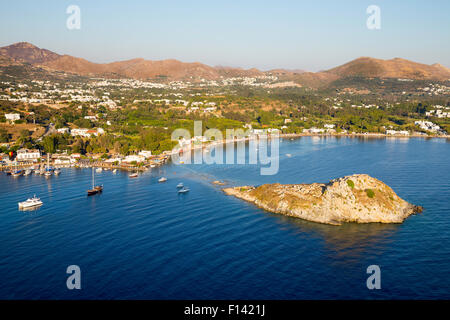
[0,136,449,299]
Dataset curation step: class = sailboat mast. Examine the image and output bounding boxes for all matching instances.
[92,167,94,189]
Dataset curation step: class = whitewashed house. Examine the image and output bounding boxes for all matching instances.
[16,149,41,162]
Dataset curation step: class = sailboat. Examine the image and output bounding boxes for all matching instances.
[44,154,52,177]
[87,167,103,196]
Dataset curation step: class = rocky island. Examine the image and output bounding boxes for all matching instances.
[223,174,423,225]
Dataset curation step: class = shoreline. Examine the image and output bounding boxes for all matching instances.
[2,132,448,172]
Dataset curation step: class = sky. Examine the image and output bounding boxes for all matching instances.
[0,0,449,71]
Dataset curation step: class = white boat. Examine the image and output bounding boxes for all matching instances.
[54,169,61,176]
[178,187,190,193]
[18,195,43,209]
[96,168,103,173]
[286,153,292,157]
[129,172,138,178]
[158,177,167,183]
[176,183,184,188]
[23,169,32,176]
[113,169,118,174]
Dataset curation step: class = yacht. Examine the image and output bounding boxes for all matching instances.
[176,182,184,188]
[54,169,61,176]
[96,168,103,173]
[18,195,43,209]
[44,171,52,177]
[158,177,167,183]
[129,172,138,178]
[23,169,32,176]
[113,169,118,174]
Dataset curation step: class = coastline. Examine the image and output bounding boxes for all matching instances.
[2,131,448,173]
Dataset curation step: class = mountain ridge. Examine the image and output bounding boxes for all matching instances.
[1,42,449,83]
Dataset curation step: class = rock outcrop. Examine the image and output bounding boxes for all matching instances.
[223,174,422,225]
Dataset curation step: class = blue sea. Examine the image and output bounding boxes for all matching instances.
[0,136,449,299]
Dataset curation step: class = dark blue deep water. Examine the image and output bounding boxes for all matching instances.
[1,136,449,299]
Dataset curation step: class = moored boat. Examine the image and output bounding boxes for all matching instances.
[129,172,138,178]
[12,170,22,177]
[54,169,61,175]
[87,167,103,196]
[87,185,103,196]
[158,177,167,183]
[23,169,32,176]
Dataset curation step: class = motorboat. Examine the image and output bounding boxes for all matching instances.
[23,169,32,176]
[54,169,61,175]
[176,183,184,188]
[158,177,167,183]
[129,172,138,178]
[96,168,103,173]
[18,195,43,209]
[44,171,52,177]
[178,187,190,193]
[113,169,118,174]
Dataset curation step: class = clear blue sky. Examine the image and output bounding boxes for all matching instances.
[0,0,449,71]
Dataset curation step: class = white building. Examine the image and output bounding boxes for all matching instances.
[324,124,335,129]
[123,155,146,163]
[84,115,97,121]
[138,150,152,159]
[386,130,410,136]
[57,128,70,134]
[4,113,20,122]
[16,149,41,162]
[415,121,441,133]
[303,128,325,134]
[71,128,91,138]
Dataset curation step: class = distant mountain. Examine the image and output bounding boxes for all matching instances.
[0,42,449,83]
[0,42,262,80]
[0,42,61,64]
[325,57,450,80]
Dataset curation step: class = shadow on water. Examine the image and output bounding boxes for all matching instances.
[271,212,400,264]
